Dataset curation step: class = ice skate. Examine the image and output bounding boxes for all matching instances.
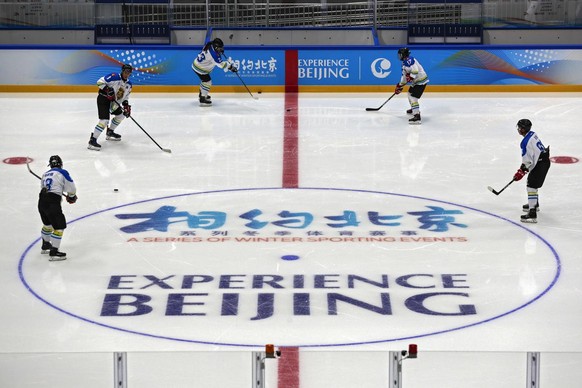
[409,113,421,124]
[106,129,122,141]
[49,248,67,261]
[41,240,52,254]
[199,93,212,107]
[520,209,537,223]
[406,108,413,115]
[88,134,101,151]
[522,203,539,212]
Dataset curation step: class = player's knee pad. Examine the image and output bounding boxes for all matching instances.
[51,229,64,242]
[408,95,419,106]
[95,121,107,133]
[200,81,212,93]
[111,115,125,127]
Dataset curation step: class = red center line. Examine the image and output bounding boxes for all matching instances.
[278,346,300,388]
[279,49,301,387]
[283,49,299,189]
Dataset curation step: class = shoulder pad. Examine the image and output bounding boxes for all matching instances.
[104,73,122,82]
[56,168,74,182]
[210,49,222,63]
[403,57,416,67]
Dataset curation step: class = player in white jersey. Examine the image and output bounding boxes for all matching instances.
[38,155,77,260]
[394,48,429,124]
[512,119,551,223]
[88,63,133,150]
[191,38,238,106]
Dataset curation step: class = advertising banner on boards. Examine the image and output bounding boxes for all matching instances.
[1,46,581,88]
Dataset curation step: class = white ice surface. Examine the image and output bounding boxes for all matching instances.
[1,92,581,387]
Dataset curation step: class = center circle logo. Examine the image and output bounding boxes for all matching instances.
[19,188,560,347]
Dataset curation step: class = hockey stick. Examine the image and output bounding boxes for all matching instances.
[128,115,172,153]
[366,93,397,112]
[26,162,42,180]
[487,179,515,196]
[234,71,258,100]
[222,54,258,100]
[114,101,171,153]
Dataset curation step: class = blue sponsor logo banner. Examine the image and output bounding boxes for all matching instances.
[101,48,286,86]
[298,50,397,85]
[1,46,581,86]
[214,50,285,86]
[0,48,286,86]
[297,48,582,85]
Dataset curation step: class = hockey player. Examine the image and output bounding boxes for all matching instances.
[513,119,550,223]
[38,155,77,261]
[191,38,238,106]
[88,63,133,150]
[394,48,429,124]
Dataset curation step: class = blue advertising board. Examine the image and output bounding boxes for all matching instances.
[297,47,582,86]
[0,45,581,88]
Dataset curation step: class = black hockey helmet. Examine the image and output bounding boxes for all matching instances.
[398,47,410,61]
[48,155,63,168]
[120,63,133,80]
[212,38,225,54]
[517,119,532,132]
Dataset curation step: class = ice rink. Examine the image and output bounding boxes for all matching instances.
[1,92,581,387]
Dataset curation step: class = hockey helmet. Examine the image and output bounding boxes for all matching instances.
[120,63,133,80]
[212,38,225,54]
[48,155,63,168]
[517,119,532,132]
[398,47,410,61]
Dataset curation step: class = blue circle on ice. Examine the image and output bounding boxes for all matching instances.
[18,187,561,348]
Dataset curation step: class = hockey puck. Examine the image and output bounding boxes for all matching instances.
[114,189,119,192]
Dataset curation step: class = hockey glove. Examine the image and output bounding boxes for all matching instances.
[228,63,238,73]
[513,168,527,181]
[100,86,115,101]
[66,194,77,204]
[405,73,413,83]
[122,101,132,117]
[394,83,404,95]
